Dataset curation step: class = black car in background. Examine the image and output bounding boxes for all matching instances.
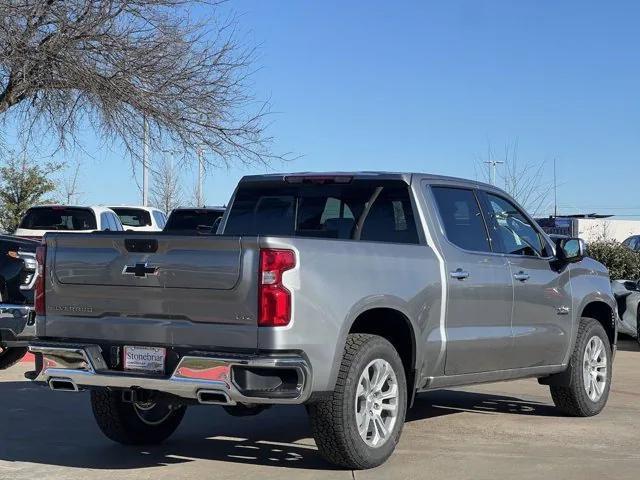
[0,234,38,369]
[163,206,225,234]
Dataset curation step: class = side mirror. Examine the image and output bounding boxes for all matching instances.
[557,237,585,263]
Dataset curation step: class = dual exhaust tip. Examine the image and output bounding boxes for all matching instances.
[47,378,231,406]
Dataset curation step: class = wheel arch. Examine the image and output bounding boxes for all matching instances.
[580,300,617,349]
[331,305,419,406]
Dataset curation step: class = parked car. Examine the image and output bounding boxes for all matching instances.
[110,206,167,232]
[14,205,124,238]
[622,235,640,252]
[28,172,616,469]
[163,206,225,233]
[0,234,38,369]
[611,279,640,344]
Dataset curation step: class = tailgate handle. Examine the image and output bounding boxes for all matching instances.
[125,239,158,253]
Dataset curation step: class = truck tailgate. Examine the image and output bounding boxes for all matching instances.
[41,233,259,350]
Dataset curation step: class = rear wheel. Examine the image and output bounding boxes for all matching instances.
[0,346,28,370]
[307,334,407,469]
[90,389,186,445]
[550,317,612,417]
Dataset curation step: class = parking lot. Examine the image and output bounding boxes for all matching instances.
[0,339,637,480]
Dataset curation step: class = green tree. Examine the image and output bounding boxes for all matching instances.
[587,240,640,280]
[0,153,60,233]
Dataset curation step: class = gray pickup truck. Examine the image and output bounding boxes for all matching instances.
[28,172,616,469]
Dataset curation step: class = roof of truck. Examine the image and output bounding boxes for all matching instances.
[239,171,496,189]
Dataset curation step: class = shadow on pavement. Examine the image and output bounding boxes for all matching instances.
[0,380,559,471]
[411,389,560,420]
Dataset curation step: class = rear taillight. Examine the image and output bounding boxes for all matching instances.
[258,249,295,327]
[35,244,46,316]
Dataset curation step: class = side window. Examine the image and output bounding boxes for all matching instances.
[359,186,419,244]
[100,213,110,230]
[153,211,166,229]
[111,213,123,231]
[431,187,491,252]
[483,193,545,257]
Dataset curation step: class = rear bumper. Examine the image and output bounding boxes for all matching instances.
[0,304,35,346]
[29,343,312,405]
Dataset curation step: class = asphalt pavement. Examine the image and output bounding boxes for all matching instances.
[1,339,639,480]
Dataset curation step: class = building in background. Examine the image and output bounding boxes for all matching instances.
[536,214,640,243]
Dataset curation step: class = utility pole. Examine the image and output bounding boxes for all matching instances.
[484,159,504,186]
[196,148,204,207]
[142,116,149,206]
[553,158,558,218]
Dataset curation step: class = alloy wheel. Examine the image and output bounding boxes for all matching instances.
[354,358,399,448]
[582,335,607,402]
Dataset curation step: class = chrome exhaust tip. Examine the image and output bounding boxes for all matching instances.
[197,389,232,405]
[48,378,79,392]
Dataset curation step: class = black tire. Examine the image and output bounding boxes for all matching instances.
[550,317,612,417]
[0,347,28,370]
[90,389,186,445]
[307,334,408,469]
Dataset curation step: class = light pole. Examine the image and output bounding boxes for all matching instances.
[142,116,149,206]
[196,148,204,207]
[484,159,504,186]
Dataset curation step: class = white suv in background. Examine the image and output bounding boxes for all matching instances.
[14,205,124,239]
[109,206,166,232]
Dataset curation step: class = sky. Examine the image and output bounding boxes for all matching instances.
[9,0,640,216]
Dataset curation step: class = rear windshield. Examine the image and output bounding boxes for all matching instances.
[19,207,97,230]
[111,208,152,227]
[224,180,419,244]
[164,209,224,232]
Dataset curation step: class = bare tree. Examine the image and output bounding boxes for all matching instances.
[61,160,83,204]
[476,140,553,216]
[151,153,183,213]
[0,1,280,168]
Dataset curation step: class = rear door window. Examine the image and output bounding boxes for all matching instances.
[224,180,419,244]
[431,186,491,252]
[19,207,97,231]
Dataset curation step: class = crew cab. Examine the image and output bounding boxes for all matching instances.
[28,172,616,469]
[0,234,38,369]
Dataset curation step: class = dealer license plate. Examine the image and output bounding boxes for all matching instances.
[123,346,166,373]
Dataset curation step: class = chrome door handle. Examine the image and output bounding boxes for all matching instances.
[450,269,470,280]
[514,271,530,282]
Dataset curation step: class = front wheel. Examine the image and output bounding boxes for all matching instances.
[550,317,612,417]
[307,334,407,469]
[90,389,186,445]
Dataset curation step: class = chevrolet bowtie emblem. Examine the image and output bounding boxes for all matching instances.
[122,263,159,278]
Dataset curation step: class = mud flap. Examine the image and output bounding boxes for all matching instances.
[538,366,573,387]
